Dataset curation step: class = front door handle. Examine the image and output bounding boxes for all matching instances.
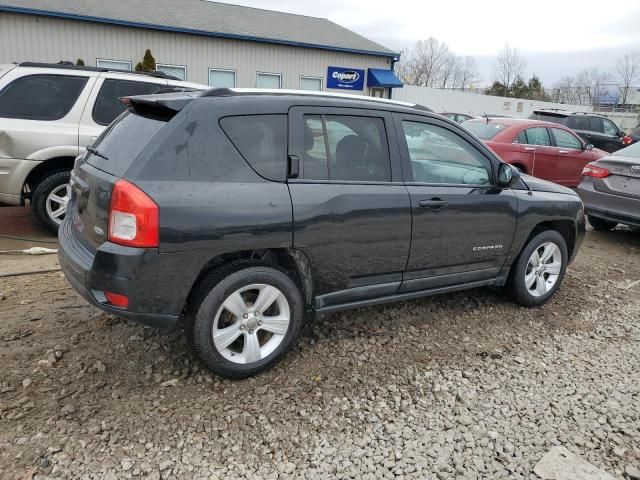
[558,150,569,154]
[524,146,536,152]
[419,198,448,209]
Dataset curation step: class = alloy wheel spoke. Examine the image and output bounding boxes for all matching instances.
[535,277,548,296]
[259,315,289,335]
[540,244,558,263]
[528,250,540,267]
[50,194,68,205]
[525,270,537,289]
[214,323,242,350]
[222,291,249,319]
[51,207,66,219]
[545,261,562,275]
[243,333,262,363]
[252,285,281,313]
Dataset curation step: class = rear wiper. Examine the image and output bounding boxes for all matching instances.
[86,145,109,161]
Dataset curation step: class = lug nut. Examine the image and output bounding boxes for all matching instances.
[248,330,254,334]
[243,313,248,319]
[240,325,245,330]
[258,321,262,326]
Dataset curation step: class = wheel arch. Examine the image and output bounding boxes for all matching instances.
[182,248,314,316]
[524,219,576,261]
[23,156,75,199]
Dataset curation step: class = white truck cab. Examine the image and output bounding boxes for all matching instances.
[0,62,205,232]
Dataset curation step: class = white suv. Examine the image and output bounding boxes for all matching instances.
[0,62,205,233]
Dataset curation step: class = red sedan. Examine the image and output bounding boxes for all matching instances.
[464,118,607,187]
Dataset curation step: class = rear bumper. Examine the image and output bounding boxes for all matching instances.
[0,157,41,205]
[577,180,640,227]
[58,218,180,329]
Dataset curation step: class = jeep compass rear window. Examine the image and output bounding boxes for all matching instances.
[463,121,508,139]
[0,74,88,120]
[88,111,167,177]
[220,115,287,181]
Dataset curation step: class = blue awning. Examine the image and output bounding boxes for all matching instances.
[367,68,403,88]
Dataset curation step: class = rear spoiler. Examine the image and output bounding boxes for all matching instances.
[119,90,202,118]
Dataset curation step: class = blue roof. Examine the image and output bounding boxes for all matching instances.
[367,69,403,88]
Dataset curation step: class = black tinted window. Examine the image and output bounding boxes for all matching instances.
[402,121,491,185]
[567,116,589,130]
[301,115,391,182]
[529,113,566,125]
[93,79,165,126]
[220,115,288,181]
[0,74,87,120]
[88,111,167,176]
[588,117,603,133]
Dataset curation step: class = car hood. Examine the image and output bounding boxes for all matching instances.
[520,174,577,195]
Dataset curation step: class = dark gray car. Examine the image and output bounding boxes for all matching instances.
[577,142,640,230]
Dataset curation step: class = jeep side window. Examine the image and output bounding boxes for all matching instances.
[568,116,589,131]
[588,117,603,133]
[524,127,551,146]
[402,121,490,185]
[301,114,391,182]
[92,79,165,126]
[0,74,88,121]
[220,115,288,181]
[602,119,618,136]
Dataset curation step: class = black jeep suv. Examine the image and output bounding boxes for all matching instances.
[59,89,585,378]
[529,109,625,153]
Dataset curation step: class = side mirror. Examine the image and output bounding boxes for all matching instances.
[584,143,594,151]
[497,163,521,188]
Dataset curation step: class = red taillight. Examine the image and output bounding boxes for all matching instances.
[623,135,633,145]
[581,163,610,178]
[104,291,129,308]
[108,179,159,247]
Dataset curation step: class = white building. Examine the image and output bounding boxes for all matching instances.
[0,0,403,98]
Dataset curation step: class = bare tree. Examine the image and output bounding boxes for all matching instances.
[554,76,579,104]
[615,50,640,106]
[439,53,461,88]
[458,56,479,91]
[409,38,450,87]
[576,68,610,106]
[493,43,527,95]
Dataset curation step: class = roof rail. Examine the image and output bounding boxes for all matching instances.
[17,62,180,80]
[201,87,432,111]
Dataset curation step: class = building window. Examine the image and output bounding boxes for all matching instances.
[156,63,187,81]
[299,76,322,91]
[96,58,132,71]
[209,69,236,88]
[256,72,281,89]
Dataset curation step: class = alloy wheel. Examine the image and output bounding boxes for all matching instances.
[524,242,562,297]
[45,183,70,225]
[212,283,290,364]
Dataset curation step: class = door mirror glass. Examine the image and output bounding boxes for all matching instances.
[585,143,594,151]
[497,163,520,187]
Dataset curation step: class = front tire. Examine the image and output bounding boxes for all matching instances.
[588,216,617,231]
[31,170,71,234]
[186,265,304,379]
[506,230,568,307]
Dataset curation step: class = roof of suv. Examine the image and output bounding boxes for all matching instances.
[127,87,433,116]
[531,109,603,118]
[17,61,182,81]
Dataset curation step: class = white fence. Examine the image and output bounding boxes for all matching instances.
[393,85,591,119]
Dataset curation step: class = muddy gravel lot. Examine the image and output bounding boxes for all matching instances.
[1,229,639,480]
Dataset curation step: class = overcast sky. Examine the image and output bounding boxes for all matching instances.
[216,0,640,86]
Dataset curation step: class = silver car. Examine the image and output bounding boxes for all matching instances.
[577,141,640,230]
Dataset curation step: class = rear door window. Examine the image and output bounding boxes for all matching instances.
[92,79,166,126]
[0,74,88,120]
[567,116,589,130]
[220,115,288,181]
[300,114,391,182]
[88,111,167,176]
[602,119,618,136]
[588,117,604,133]
[524,127,551,146]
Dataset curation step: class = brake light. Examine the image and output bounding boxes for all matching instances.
[581,163,610,178]
[104,291,129,308]
[108,179,159,247]
[623,135,633,145]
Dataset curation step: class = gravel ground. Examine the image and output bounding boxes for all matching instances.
[1,229,639,480]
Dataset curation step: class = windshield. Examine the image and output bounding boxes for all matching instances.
[87,110,167,176]
[616,141,640,158]
[463,121,508,139]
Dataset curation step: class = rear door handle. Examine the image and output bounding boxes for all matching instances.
[419,198,448,209]
[524,147,536,151]
[558,150,568,154]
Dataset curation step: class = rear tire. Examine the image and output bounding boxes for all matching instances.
[588,216,617,231]
[31,170,71,234]
[506,230,568,307]
[185,264,304,379]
